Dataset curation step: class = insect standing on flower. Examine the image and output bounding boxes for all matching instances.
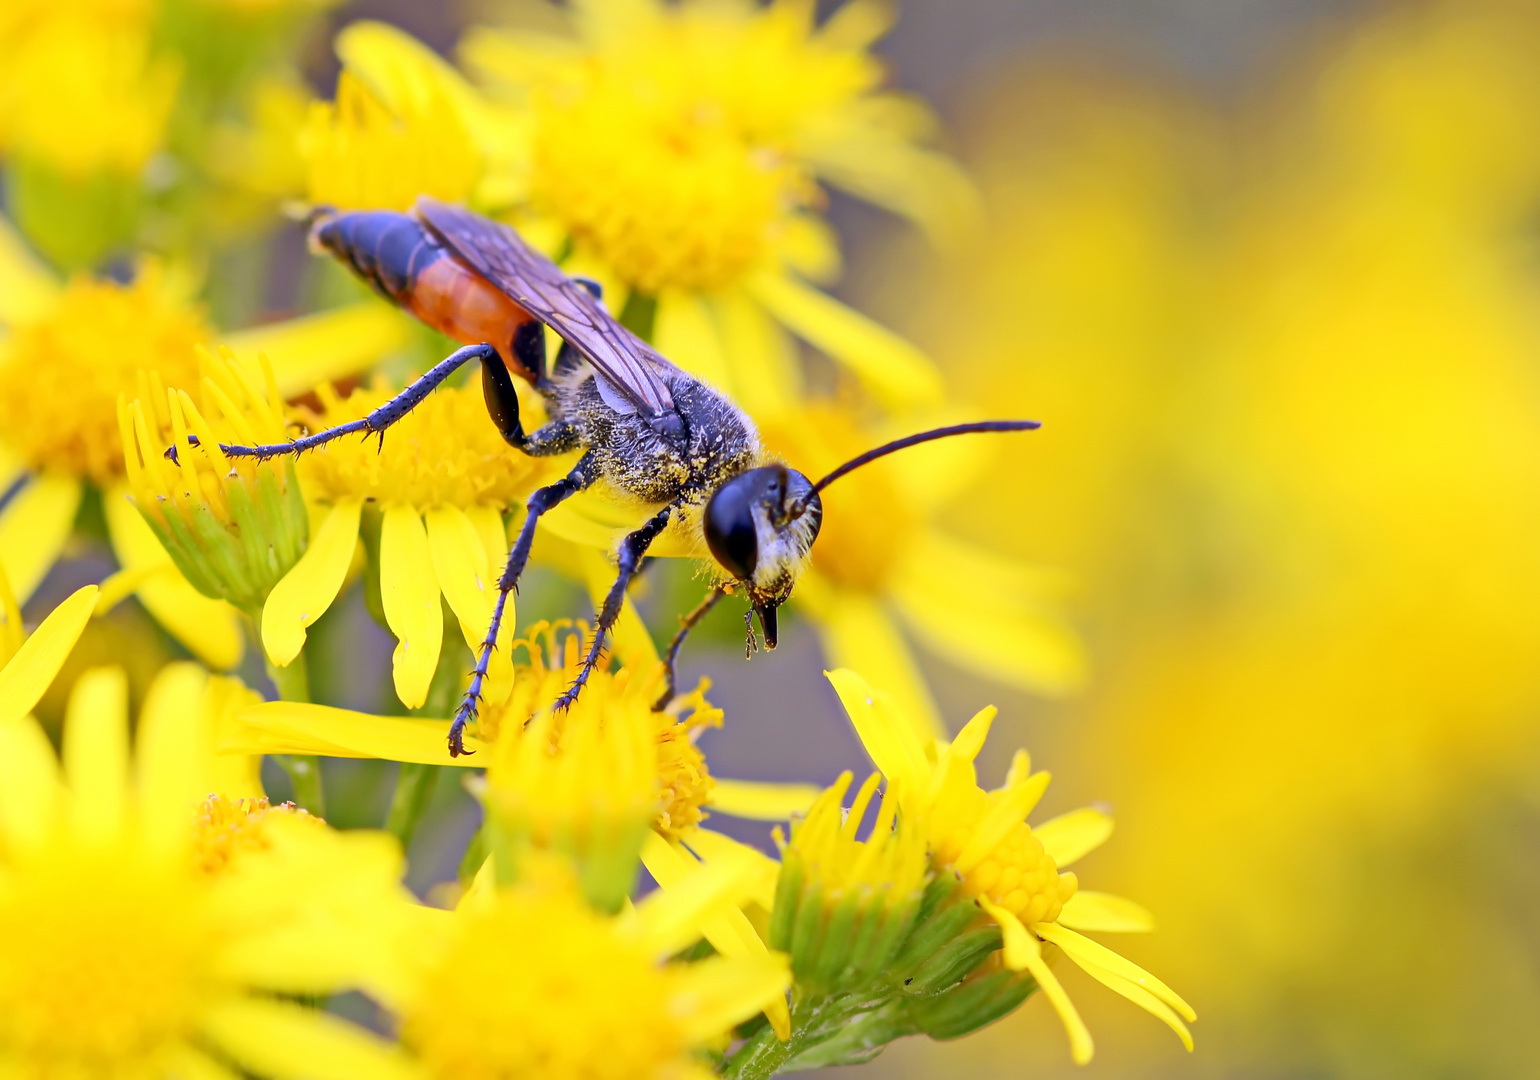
[177,198,1038,756]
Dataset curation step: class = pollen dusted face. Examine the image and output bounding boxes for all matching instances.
[703,464,822,646]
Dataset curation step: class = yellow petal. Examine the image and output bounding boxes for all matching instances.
[0,714,62,851]
[0,583,96,725]
[162,1045,243,1080]
[891,530,1086,696]
[1034,806,1114,868]
[62,666,130,842]
[1074,960,1194,1052]
[953,771,1053,875]
[707,778,821,821]
[0,562,21,665]
[1057,891,1156,934]
[824,667,931,797]
[380,505,442,709]
[0,212,61,325]
[671,952,792,1046]
[104,491,245,669]
[425,505,512,703]
[712,288,802,421]
[682,827,783,912]
[0,472,81,604]
[200,995,420,1080]
[231,701,482,764]
[1036,921,1196,1022]
[747,270,943,410]
[630,834,757,957]
[135,662,210,855]
[223,303,412,399]
[94,560,176,614]
[805,582,945,742]
[262,499,362,665]
[655,291,735,395]
[578,544,657,667]
[979,899,1093,1065]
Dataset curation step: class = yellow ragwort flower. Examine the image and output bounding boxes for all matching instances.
[759,405,1084,741]
[828,667,1195,1065]
[260,377,565,709]
[0,215,409,665]
[313,7,955,416]
[119,346,309,616]
[0,589,414,1079]
[391,856,789,1079]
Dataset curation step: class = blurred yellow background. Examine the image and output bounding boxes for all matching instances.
[848,0,1540,1074]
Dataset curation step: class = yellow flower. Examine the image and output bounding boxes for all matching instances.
[192,793,321,876]
[0,590,414,1079]
[828,667,1195,1064]
[311,9,955,416]
[0,13,176,179]
[0,215,409,667]
[260,377,564,708]
[119,346,309,616]
[388,859,788,1080]
[761,405,1083,741]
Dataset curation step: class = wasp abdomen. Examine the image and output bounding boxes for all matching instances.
[310,209,542,382]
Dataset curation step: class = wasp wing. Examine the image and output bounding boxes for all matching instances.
[415,197,677,418]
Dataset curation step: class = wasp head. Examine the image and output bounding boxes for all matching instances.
[704,465,822,649]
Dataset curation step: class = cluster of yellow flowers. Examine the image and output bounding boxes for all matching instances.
[0,1,1190,1075]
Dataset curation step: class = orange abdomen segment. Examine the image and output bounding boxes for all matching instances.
[407,258,538,381]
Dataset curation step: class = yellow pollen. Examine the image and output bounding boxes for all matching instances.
[293,378,561,511]
[0,269,209,484]
[402,891,688,1080]
[191,793,319,876]
[0,844,208,1070]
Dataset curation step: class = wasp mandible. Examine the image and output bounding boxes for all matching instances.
[185,199,1038,756]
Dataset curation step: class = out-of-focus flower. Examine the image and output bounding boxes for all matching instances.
[828,668,1193,1064]
[0,615,414,1078]
[381,858,787,1080]
[119,346,309,617]
[259,378,563,709]
[761,405,1082,739]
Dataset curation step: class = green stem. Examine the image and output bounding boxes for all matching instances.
[386,763,438,850]
[266,650,323,817]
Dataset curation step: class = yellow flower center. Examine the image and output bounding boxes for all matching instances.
[0,843,208,1069]
[762,408,919,591]
[479,625,718,842]
[293,378,560,511]
[935,798,1075,927]
[191,793,318,876]
[403,891,687,1080]
[0,270,208,484]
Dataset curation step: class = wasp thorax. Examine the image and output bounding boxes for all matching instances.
[704,466,822,646]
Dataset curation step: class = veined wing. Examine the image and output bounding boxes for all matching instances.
[415,197,677,418]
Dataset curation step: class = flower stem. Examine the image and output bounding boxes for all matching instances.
[266,650,324,817]
[386,762,438,850]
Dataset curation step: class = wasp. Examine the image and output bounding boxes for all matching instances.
[188,198,1037,756]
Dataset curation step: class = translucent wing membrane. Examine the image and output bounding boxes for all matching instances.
[415,197,678,418]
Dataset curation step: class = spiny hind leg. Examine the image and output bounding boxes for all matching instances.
[169,342,497,463]
[652,582,727,712]
[554,505,674,713]
[449,452,599,756]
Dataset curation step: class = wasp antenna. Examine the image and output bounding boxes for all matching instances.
[811,420,1041,493]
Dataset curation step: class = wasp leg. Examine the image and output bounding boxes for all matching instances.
[651,582,727,712]
[480,344,582,457]
[450,452,599,757]
[553,505,674,713]
[168,342,499,463]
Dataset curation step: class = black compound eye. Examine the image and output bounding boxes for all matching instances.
[705,471,768,580]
